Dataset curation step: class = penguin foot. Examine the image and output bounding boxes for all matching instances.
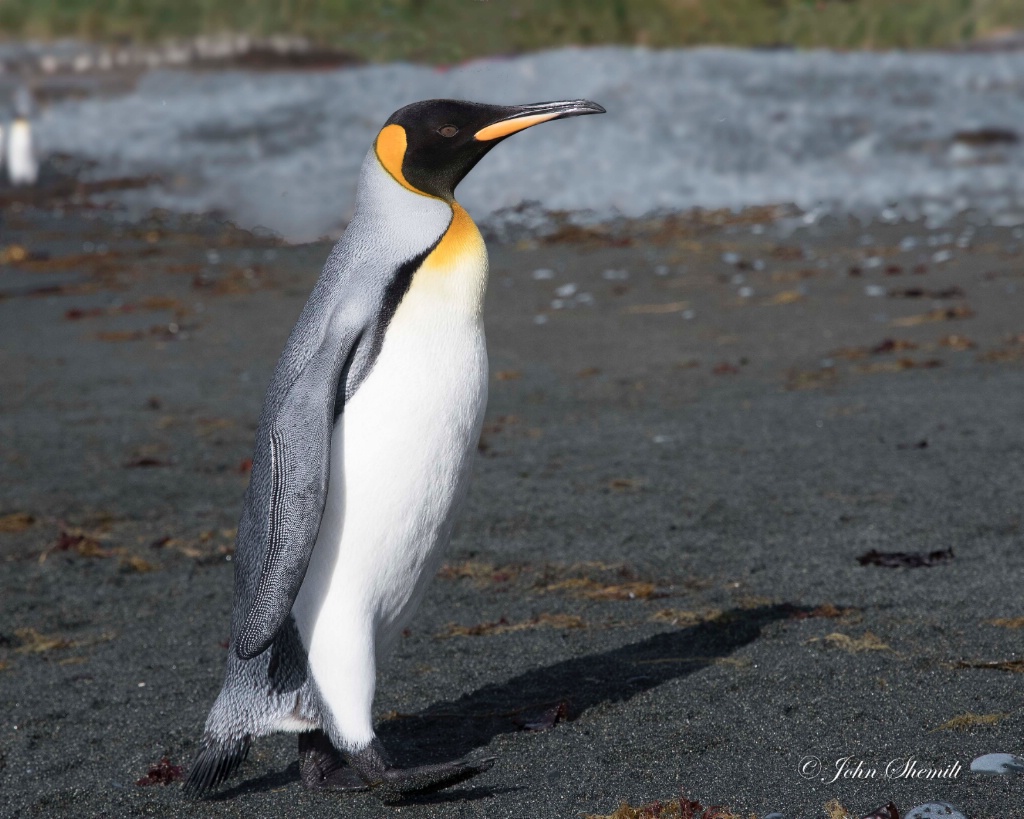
[347,738,496,802]
[298,730,369,792]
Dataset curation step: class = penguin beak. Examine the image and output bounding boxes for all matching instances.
[473,100,606,142]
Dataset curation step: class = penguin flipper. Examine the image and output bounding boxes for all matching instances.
[236,321,364,661]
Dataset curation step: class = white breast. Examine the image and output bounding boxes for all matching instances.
[311,269,489,648]
[290,164,489,748]
[7,120,38,186]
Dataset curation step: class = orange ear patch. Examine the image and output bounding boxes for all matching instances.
[474,112,560,141]
[375,124,420,194]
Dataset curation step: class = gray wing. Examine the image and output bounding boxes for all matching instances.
[234,293,366,661]
[231,147,455,661]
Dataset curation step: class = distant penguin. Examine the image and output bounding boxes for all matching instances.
[7,86,38,186]
[185,98,605,801]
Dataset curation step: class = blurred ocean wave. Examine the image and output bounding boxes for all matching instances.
[9,46,1024,241]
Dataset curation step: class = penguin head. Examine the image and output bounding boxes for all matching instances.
[375,98,605,201]
[13,85,34,120]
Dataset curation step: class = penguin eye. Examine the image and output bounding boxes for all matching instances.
[438,125,459,138]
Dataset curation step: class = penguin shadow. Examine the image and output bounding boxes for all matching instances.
[208,759,519,805]
[388,784,524,806]
[208,604,796,801]
[380,603,798,766]
[209,763,300,801]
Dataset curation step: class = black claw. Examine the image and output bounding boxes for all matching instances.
[299,733,494,801]
[298,730,369,792]
[345,739,496,802]
[376,755,496,802]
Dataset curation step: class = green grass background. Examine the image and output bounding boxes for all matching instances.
[1,0,1023,62]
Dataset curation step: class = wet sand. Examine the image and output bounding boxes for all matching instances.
[1,196,1023,818]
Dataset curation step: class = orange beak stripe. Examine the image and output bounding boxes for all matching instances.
[474,112,561,142]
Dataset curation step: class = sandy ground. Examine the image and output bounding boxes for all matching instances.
[1,193,1023,818]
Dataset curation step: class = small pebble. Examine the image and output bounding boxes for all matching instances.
[533,314,548,325]
[905,803,966,819]
[865,284,887,297]
[722,251,742,265]
[532,268,554,280]
[970,752,1024,775]
[554,283,578,298]
[738,286,754,298]
[932,249,953,263]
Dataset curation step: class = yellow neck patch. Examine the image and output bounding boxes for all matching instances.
[408,202,488,313]
[375,123,427,196]
[422,203,483,272]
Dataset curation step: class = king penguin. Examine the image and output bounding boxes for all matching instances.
[185,97,605,801]
[6,86,38,187]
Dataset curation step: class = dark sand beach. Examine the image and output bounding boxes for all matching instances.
[1,193,1023,817]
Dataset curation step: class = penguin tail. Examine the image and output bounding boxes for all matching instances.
[182,734,251,798]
